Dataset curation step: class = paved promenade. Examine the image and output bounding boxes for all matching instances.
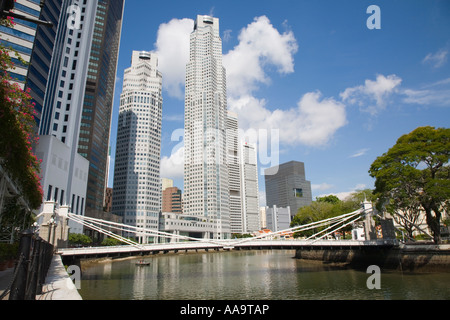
[0,255,82,300]
[37,255,82,300]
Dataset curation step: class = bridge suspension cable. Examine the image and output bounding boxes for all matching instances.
[234,207,367,246]
[64,202,373,248]
[67,213,221,245]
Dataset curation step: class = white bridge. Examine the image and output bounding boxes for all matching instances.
[56,201,399,260]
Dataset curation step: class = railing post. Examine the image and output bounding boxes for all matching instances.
[36,238,45,295]
[9,230,33,300]
[24,238,41,300]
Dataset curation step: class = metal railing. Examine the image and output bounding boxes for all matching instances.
[0,229,54,300]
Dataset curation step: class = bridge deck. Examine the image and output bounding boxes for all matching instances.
[58,239,398,259]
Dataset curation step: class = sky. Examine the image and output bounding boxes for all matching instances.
[107,0,450,206]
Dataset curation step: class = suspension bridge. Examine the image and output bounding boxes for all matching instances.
[56,200,399,261]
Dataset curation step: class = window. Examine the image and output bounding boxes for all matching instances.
[47,185,53,201]
[294,188,303,198]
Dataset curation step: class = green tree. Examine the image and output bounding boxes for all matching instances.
[101,237,123,246]
[369,126,450,244]
[316,195,341,205]
[290,190,370,238]
[69,233,92,247]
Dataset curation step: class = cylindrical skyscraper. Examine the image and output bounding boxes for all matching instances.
[112,51,163,243]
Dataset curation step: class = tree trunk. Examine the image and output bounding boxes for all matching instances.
[423,205,441,244]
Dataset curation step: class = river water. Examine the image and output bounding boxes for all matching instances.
[78,250,450,300]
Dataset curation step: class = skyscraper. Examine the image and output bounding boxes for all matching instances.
[240,141,260,233]
[112,51,163,243]
[36,0,100,234]
[77,0,124,222]
[184,15,230,240]
[226,111,243,234]
[0,0,63,128]
[0,0,41,90]
[265,161,313,219]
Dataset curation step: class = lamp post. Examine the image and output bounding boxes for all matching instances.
[47,217,57,246]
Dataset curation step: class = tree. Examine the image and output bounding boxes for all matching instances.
[290,190,371,238]
[68,233,92,247]
[369,126,450,244]
[0,16,43,210]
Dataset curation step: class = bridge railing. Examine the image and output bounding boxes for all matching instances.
[1,229,54,300]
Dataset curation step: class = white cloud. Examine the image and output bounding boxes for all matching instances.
[401,78,450,107]
[340,74,402,115]
[311,183,334,191]
[402,88,450,107]
[223,16,298,97]
[160,146,184,179]
[349,148,370,158]
[423,49,448,68]
[223,29,233,42]
[229,91,347,147]
[153,18,194,99]
[319,184,367,201]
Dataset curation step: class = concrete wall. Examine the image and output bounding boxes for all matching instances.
[295,244,450,272]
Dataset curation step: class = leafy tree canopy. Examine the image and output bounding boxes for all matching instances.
[369,126,450,244]
[291,189,372,238]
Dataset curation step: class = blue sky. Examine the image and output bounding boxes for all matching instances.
[108,0,450,205]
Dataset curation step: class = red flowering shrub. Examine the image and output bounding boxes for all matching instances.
[0,16,43,210]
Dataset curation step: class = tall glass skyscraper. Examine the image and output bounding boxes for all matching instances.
[112,51,163,243]
[184,15,230,240]
[78,0,124,222]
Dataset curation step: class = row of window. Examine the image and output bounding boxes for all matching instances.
[46,185,84,216]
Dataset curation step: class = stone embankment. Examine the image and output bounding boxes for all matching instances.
[295,243,450,272]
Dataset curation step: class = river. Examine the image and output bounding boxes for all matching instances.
[78,250,450,300]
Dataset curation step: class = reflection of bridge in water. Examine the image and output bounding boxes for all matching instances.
[57,200,399,262]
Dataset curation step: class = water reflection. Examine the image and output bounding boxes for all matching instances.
[79,250,450,300]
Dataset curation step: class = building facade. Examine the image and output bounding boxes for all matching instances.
[0,0,63,128]
[266,205,291,233]
[36,0,100,234]
[77,0,124,222]
[241,141,260,233]
[112,51,163,242]
[265,161,312,219]
[183,15,230,239]
[162,186,182,214]
[226,111,243,234]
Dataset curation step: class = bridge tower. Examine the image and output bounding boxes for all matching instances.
[38,201,70,249]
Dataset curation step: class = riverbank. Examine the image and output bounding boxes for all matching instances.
[295,243,450,272]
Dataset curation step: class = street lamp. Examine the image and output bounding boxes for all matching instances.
[47,217,57,245]
[1,0,53,27]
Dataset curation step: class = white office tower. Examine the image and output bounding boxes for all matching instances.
[227,111,243,234]
[184,15,230,240]
[241,141,261,233]
[112,51,163,243]
[36,0,99,234]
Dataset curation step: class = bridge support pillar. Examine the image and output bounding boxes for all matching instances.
[38,201,70,250]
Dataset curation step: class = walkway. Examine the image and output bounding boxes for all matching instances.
[0,255,81,300]
[36,255,82,300]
